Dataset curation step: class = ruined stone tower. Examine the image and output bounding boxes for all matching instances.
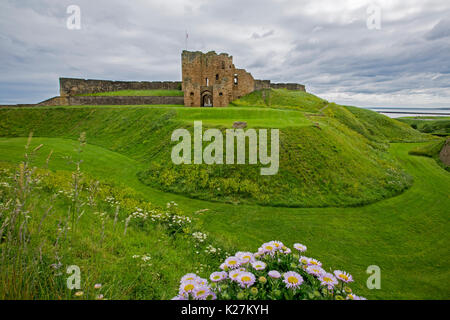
[182,51,256,107]
[182,50,306,107]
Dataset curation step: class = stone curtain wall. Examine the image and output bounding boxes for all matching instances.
[60,78,182,96]
[255,80,306,92]
[254,80,271,91]
[37,96,184,106]
[270,83,306,91]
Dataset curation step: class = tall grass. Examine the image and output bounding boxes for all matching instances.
[0,133,231,299]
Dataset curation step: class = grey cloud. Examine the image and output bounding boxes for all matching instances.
[0,0,449,109]
[251,30,275,39]
[425,18,450,40]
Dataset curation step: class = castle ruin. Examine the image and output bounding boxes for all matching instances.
[182,50,305,107]
[4,50,305,108]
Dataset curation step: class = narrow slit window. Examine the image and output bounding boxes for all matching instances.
[233,74,238,85]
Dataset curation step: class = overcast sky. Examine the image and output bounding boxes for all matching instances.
[1,0,449,108]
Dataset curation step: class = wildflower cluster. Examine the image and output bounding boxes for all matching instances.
[173,241,366,300]
[174,274,216,300]
[149,211,192,235]
[192,231,207,243]
[127,202,193,235]
[132,254,153,267]
[105,196,121,208]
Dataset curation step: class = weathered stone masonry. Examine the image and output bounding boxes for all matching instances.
[59,78,182,97]
[182,50,305,107]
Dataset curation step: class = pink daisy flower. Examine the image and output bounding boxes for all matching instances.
[210,271,227,282]
[283,271,304,289]
[224,256,241,269]
[319,273,339,289]
[306,265,325,277]
[299,256,310,265]
[269,240,284,250]
[180,273,199,283]
[268,270,281,279]
[192,286,212,300]
[334,270,353,283]
[236,252,254,264]
[237,272,256,288]
[307,258,322,267]
[229,269,242,282]
[260,242,276,254]
[251,261,267,271]
[293,243,307,252]
[179,280,198,294]
[196,278,208,286]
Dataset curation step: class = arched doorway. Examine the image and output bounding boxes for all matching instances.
[201,91,213,107]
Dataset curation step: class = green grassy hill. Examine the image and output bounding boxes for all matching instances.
[0,91,429,207]
[0,89,448,300]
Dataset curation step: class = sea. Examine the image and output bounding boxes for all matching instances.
[363,107,450,118]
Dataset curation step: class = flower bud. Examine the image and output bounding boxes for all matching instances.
[273,289,282,298]
[221,293,231,300]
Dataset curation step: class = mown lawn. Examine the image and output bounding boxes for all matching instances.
[0,137,448,299]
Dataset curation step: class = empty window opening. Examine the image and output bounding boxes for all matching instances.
[233,74,238,85]
[190,92,194,96]
[216,74,219,81]
[206,78,209,86]
[219,92,223,96]
[221,61,225,69]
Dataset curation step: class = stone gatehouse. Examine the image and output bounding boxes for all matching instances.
[182,50,305,107]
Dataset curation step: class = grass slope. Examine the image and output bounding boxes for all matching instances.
[0,138,448,299]
[409,138,449,171]
[0,104,421,207]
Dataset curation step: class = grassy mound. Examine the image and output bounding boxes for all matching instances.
[0,92,428,207]
[234,89,429,143]
[138,120,412,207]
[231,89,328,113]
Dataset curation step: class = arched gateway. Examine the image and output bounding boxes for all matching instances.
[201,91,213,107]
